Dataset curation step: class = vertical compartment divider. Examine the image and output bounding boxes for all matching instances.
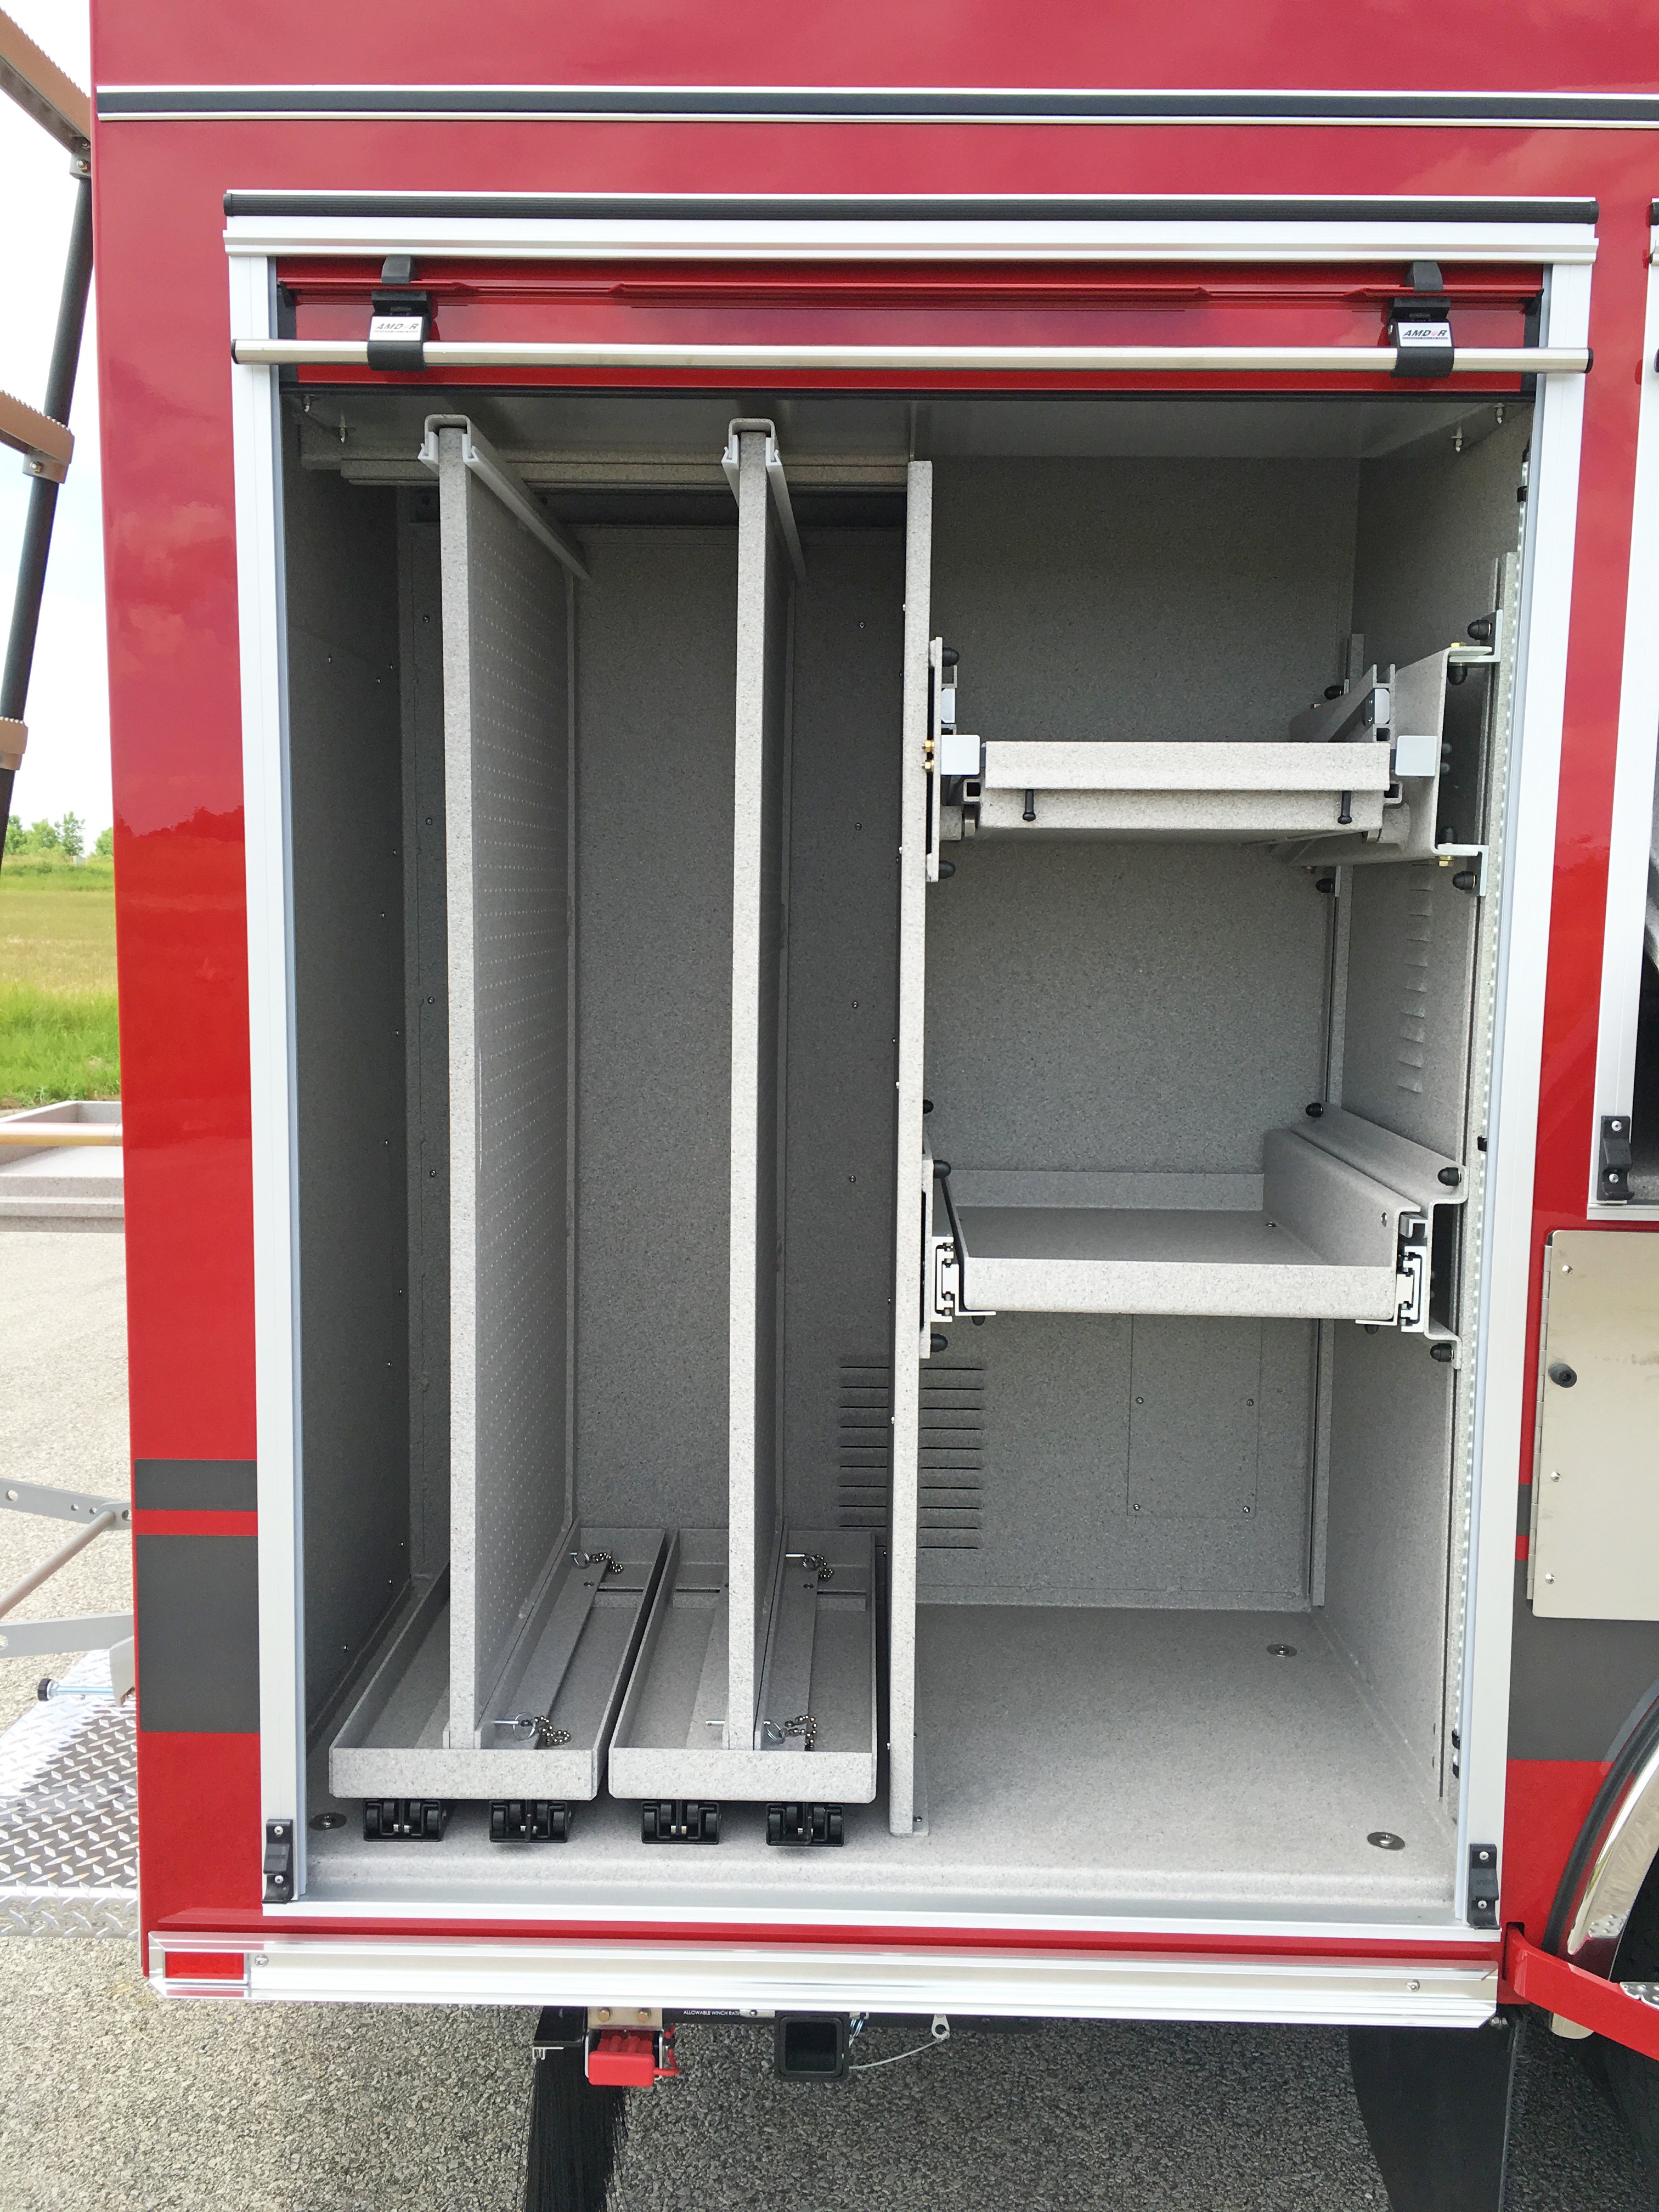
[435,420,573,1753]
[726,424,794,1751]
[888,459,933,1836]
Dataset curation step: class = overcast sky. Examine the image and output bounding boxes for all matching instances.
[1,0,108,841]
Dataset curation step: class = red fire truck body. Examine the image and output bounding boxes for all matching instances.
[77,0,1659,2192]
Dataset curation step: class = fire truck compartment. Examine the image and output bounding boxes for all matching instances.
[278,388,1526,1923]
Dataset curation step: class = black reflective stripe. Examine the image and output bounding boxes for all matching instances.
[133,1457,258,1511]
[135,1532,260,1733]
[213,188,1598,224]
[91,81,1656,131]
[1508,1560,1659,1762]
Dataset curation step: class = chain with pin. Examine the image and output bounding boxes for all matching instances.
[783,1714,818,1750]
[573,1550,623,1577]
[786,1552,834,1582]
[507,1714,571,1748]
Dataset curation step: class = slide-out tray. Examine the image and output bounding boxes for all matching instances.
[946,1111,1465,1322]
[970,740,1393,841]
[608,1527,877,1804]
[329,1527,667,1801]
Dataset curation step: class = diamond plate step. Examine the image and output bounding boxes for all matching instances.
[0,1652,137,1938]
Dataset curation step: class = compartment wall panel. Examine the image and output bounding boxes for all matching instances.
[398,502,450,1581]
[918,1316,1313,1608]
[571,532,735,1530]
[1321,1323,1457,1790]
[439,440,571,1741]
[282,442,409,1725]
[1348,414,1527,865]
[780,532,905,1532]
[924,841,1330,1177]
[1350,414,1530,682]
[931,457,1360,749]
[1340,865,1479,1159]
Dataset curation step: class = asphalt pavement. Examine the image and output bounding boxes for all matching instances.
[0,1230,1652,2210]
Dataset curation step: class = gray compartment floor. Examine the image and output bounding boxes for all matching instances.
[307,1606,1451,1923]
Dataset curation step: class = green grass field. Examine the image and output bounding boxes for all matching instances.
[0,861,119,1107]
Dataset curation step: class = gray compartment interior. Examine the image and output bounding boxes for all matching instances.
[285,391,1527,1922]
[312,440,898,1803]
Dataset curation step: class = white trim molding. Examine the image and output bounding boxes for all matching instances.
[1589,230,1659,1215]
[1456,260,1590,1891]
[222,210,1592,1965]
[223,207,1599,266]
[228,253,308,1894]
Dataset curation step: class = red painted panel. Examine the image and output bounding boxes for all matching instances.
[87,0,1659,99]
[137,1733,262,1939]
[161,1950,247,1981]
[88,91,1657,1949]
[151,1906,1501,1965]
[132,1510,259,1536]
[285,263,1542,304]
[1508,1929,1659,2058]
[1503,1758,1608,1946]
[281,254,1537,397]
[284,258,1539,353]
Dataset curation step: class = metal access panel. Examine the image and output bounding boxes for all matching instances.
[1532,1229,1659,1620]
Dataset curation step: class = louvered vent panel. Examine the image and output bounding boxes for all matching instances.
[919,1365,983,1549]
[836,1360,983,1548]
[837,1361,891,1529]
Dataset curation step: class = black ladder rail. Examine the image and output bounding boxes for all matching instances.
[0,151,93,868]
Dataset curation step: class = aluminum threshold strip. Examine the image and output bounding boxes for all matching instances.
[236,339,1585,375]
[153,1931,1500,2027]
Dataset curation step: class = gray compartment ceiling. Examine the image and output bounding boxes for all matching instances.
[296,388,1521,487]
